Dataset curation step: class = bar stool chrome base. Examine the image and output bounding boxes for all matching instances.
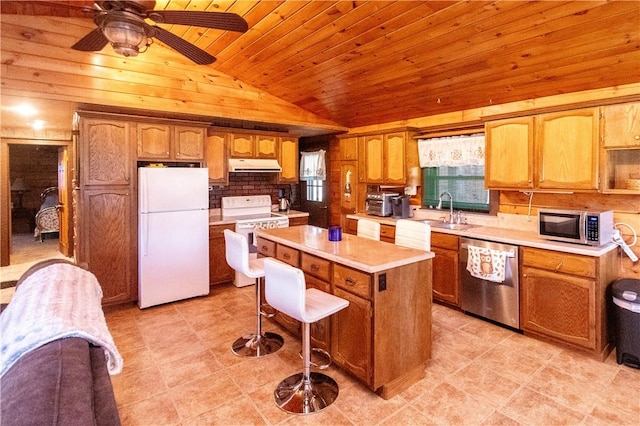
[274,372,339,414]
[232,332,284,357]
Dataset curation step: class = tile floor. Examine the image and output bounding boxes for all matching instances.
[103,284,640,426]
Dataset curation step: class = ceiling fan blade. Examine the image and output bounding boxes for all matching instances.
[152,26,217,65]
[71,28,109,52]
[150,10,248,33]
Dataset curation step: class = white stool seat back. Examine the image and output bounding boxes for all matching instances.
[395,219,431,251]
[264,258,349,324]
[357,219,381,241]
[224,229,264,279]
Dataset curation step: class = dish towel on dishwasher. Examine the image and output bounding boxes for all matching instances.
[466,245,509,283]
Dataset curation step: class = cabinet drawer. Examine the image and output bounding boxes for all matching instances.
[257,238,275,257]
[209,223,235,237]
[431,233,459,250]
[301,253,331,281]
[521,247,596,278]
[333,264,371,299]
[276,244,300,266]
[380,224,395,240]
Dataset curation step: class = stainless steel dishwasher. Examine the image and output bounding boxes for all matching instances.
[459,238,520,329]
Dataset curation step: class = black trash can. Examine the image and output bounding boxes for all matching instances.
[612,279,640,368]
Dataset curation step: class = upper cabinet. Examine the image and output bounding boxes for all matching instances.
[337,136,358,161]
[278,136,298,183]
[205,130,228,184]
[136,122,205,161]
[80,117,131,186]
[485,108,599,191]
[229,133,277,159]
[601,102,640,193]
[485,117,534,189]
[358,132,406,184]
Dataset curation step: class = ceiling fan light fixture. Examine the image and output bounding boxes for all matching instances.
[102,18,148,57]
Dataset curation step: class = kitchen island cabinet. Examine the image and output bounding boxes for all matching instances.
[255,225,433,399]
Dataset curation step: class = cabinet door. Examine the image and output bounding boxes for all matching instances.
[306,275,331,352]
[136,123,171,159]
[521,266,596,350]
[536,108,599,190]
[432,247,459,306]
[206,131,228,184]
[485,117,534,189]
[209,224,234,285]
[602,102,640,148]
[278,136,298,182]
[256,135,278,159]
[338,136,358,160]
[80,119,131,186]
[229,133,254,157]
[339,163,357,219]
[78,188,135,305]
[331,287,372,385]
[362,135,384,183]
[174,126,204,160]
[384,133,405,184]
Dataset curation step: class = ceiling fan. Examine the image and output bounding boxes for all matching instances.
[50,1,248,64]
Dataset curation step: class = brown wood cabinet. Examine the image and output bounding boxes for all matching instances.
[337,136,358,161]
[229,133,277,159]
[75,114,136,305]
[431,233,460,307]
[485,117,534,189]
[601,102,640,194]
[358,132,406,184]
[209,223,235,285]
[288,216,309,227]
[520,246,618,358]
[135,123,205,161]
[205,130,228,184]
[485,108,599,191]
[278,136,298,183]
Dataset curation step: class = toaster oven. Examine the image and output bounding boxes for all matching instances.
[365,192,399,217]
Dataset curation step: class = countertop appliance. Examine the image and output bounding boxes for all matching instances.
[460,237,520,329]
[365,191,399,217]
[538,208,614,246]
[391,195,411,219]
[138,167,210,309]
[221,195,289,287]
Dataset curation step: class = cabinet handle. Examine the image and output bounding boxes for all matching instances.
[283,253,291,260]
[311,264,319,271]
[260,245,268,252]
[635,135,640,140]
[554,260,564,272]
[345,277,356,286]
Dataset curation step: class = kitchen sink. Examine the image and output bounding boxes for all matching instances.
[419,220,478,231]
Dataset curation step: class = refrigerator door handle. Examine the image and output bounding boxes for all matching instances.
[139,170,148,213]
[140,214,149,256]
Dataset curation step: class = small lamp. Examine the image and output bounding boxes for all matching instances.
[11,177,27,208]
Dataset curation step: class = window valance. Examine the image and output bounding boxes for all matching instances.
[299,149,326,180]
[418,134,485,168]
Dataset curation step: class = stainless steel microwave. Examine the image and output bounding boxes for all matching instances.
[538,209,614,246]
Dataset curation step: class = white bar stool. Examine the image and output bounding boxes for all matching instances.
[263,257,349,414]
[395,219,431,251]
[357,218,381,241]
[224,230,284,357]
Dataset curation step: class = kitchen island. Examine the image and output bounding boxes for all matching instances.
[254,225,434,399]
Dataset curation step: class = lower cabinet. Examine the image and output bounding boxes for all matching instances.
[520,247,618,357]
[431,233,460,306]
[288,216,309,227]
[209,223,235,285]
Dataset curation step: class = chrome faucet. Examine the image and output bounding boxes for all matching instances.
[438,191,454,223]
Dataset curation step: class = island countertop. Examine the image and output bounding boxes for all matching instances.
[254,225,434,273]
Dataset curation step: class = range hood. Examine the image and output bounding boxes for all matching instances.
[228,158,282,172]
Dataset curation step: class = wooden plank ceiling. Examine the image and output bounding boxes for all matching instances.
[1,0,639,131]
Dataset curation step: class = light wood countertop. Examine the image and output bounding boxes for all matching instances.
[254,225,433,274]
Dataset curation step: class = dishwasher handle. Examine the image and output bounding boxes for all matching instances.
[460,242,517,258]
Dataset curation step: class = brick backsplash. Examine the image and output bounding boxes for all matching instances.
[209,172,300,209]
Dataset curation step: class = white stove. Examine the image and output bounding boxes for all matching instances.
[221,195,289,287]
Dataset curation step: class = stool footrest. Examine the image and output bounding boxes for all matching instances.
[259,304,277,318]
[299,347,332,370]
[232,332,284,358]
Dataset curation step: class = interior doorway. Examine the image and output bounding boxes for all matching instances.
[1,141,73,277]
[299,136,330,228]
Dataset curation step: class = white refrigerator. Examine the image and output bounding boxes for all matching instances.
[138,167,210,309]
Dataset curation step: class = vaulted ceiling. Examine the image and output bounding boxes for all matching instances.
[2,0,639,134]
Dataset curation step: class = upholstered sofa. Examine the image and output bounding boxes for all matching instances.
[0,260,123,425]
